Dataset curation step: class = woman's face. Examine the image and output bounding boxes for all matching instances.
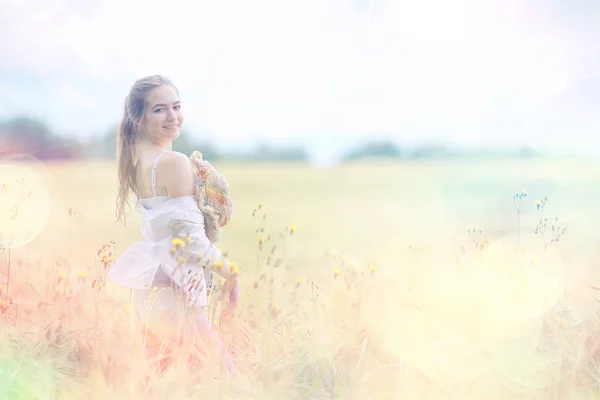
[142,84,184,141]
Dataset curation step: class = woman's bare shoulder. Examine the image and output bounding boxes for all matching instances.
[160,151,191,168]
[157,151,194,198]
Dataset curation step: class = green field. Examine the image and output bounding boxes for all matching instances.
[1,159,600,399]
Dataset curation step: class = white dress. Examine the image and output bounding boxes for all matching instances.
[108,152,232,370]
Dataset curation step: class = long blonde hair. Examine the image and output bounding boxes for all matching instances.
[115,75,178,225]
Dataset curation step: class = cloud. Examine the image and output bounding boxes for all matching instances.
[0,0,598,152]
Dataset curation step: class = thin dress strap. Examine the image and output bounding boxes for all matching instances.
[151,151,169,197]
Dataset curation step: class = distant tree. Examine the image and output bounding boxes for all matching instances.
[248,142,308,162]
[0,117,54,151]
[0,116,85,160]
[341,140,402,162]
[410,144,456,159]
[172,130,219,161]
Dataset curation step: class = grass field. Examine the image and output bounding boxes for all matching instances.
[1,158,600,399]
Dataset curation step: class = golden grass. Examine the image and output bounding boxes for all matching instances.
[1,158,600,399]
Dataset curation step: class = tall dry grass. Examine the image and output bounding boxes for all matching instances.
[1,159,600,399]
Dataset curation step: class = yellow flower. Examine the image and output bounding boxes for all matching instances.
[185,236,191,243]
[535,199,542,206]
[171,237,186,247]
[102,255,111,264]
[270,302,281,315]
[177,256,186,264]
[333,267,341,277]
[214,260,223,268]
[258,202,264,209]
[289,225,297,234]
[368,264,377,273]
[77,272,88,279]
[170,248,177,255]
[258,236,264,243]
[230,262,240,275]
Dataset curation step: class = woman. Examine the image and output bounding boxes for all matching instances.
[107,75,239,374]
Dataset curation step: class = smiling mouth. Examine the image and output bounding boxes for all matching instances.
[163,125,179,129]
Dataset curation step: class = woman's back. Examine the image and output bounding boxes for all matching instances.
[134,147,196,202]
[136,151,168,199]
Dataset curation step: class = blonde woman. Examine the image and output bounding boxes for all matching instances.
[108,75,239,374]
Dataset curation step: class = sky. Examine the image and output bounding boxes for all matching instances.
[1,0,599,160]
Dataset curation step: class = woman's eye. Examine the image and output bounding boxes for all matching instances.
[154,108,163,113]
[174,105,181,110]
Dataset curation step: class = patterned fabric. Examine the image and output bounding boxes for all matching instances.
[190,151,233,244]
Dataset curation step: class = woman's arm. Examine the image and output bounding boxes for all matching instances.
[159,151,240,305]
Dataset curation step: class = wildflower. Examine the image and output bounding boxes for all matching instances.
[296,277,304,287]
[254,279,259,289]
[359,329,367,341]
[230,262,240,275]
[333,267,341,278]
[258,202,264,209]
[368,264,377,274]
[170,248,177,255]
[92,279,105,290]
[214,260,223,268]
[76,272,88,280]
[185,236,191,243]
[289,225,297,234]
[270,302,281,317]
[171,237,186,247]
[102,254,111,264]
[177,256,186,264]
[258,236,264,244]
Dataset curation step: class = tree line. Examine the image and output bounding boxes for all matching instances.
[0,116,541,163]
